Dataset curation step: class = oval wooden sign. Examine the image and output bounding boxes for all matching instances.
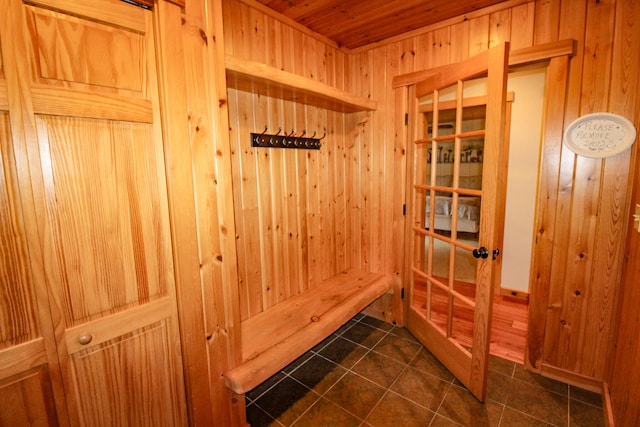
[563,112,636,158]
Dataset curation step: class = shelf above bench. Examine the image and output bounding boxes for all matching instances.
[225,55,378,113]
[224,269,393,395]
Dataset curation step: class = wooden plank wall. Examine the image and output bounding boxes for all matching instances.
[532,0,636,386]
[221,0,640,386]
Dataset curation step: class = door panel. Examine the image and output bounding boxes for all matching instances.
[406,43,509,401]
[69,321,182,426]
[36,115,168,325]
[0,112,39,350]
[23,0,147,94]
[0,366,58,426]
[28,8,145,92]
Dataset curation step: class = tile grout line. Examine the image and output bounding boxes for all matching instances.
[315,316,441,425]
[360,323,469,426]
[361,330,416,425]
[285,315,394,426]
[347,318,472,426]
[245,314,388,407]
[427,368,461,426]
[244,321,353,421]
[322,316,396,424]
[567,386,571,427]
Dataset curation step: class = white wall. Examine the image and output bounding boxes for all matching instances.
[501,68,546,293]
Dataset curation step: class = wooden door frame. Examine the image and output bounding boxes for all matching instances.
[524,54,572,374]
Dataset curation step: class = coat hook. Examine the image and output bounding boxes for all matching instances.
[309,131,317,139]
[283,129,295,147]
[270,127,282,145]
[254,125,268,145]
[293,130,306,147]
[253,126,267,145]
[318,129,327,141]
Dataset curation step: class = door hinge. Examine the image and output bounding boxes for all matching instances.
[401,288,405,299]
[121,0,152,9]
[404,113,409,125]
[402,204,406,215]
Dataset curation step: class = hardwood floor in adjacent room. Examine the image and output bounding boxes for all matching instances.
[412,279,529,364]
[486,294,528,363]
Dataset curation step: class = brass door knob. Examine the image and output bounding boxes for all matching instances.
[78,333,93,345]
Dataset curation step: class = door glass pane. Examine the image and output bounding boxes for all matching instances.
[429,282,449,336]
[418,142,432,186]
[451,294,474,352]
[454,196,481,236]
[453,243,477,285]
[427,191,455,239]
[412,271,427,313]
[458,157,483,192]
[430,237,452,280]
[458,92,486,193]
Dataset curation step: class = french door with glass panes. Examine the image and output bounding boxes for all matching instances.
[404,43,510,402]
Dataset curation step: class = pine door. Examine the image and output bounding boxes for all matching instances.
[0,0,187,424]
[405,43,510,401]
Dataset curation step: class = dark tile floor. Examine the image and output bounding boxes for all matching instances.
[245,314,604,427]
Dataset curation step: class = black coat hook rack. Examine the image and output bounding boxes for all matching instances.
[251,126,325,150]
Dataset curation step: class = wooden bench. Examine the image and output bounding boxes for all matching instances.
[224,269,393,394]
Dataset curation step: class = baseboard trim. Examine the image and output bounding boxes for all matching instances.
[499,287,529,303]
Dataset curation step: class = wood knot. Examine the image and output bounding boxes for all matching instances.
[310,315,319,322]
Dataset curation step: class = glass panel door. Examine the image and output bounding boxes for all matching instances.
[405,43,509,401]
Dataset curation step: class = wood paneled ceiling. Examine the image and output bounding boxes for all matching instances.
[256,0,509,49]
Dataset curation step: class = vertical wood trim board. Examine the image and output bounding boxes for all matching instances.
[157,0,246,424]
